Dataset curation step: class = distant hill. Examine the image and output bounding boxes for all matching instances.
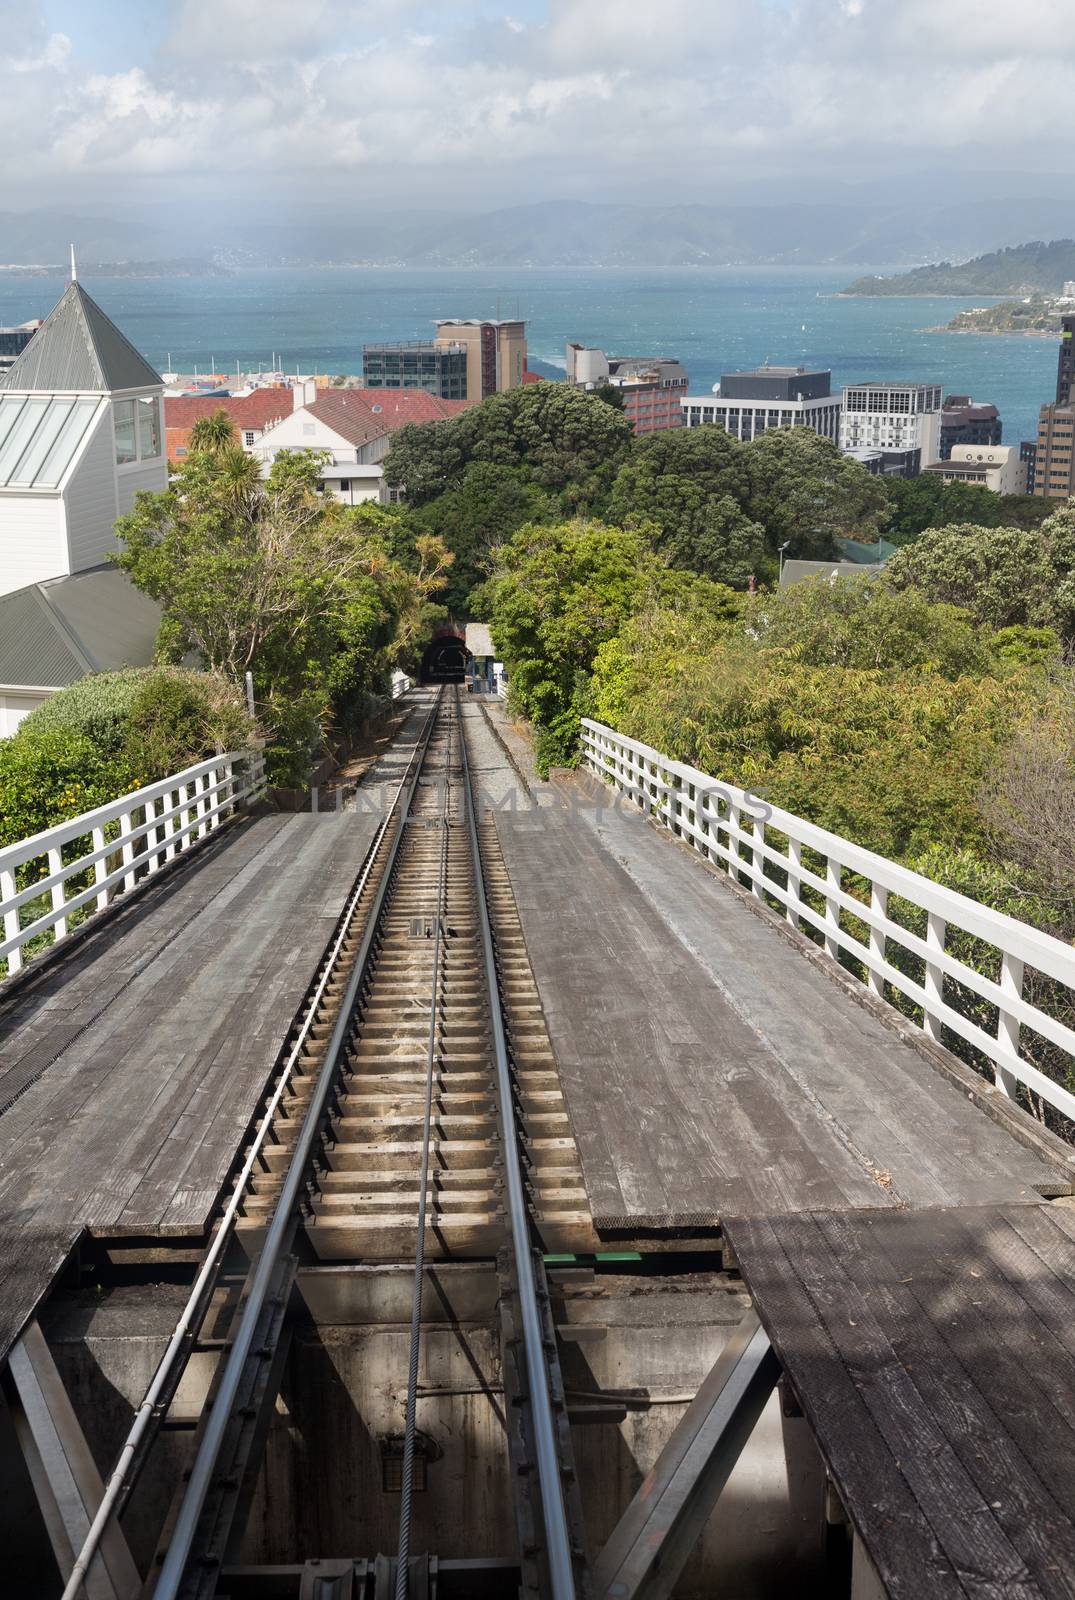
[842,240,1075,296]
[2,200,1074,272]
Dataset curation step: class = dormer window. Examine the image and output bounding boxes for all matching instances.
[115,397,161,465]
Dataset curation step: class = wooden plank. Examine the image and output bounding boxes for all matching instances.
[726,1206,1075,1600]
[0,1219,83,1366]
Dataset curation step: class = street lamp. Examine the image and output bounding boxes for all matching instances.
[778,540,792,583]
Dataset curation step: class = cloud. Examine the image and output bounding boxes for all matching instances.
[1,0,1073,209]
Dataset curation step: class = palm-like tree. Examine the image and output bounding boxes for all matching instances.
[189,409,237,454]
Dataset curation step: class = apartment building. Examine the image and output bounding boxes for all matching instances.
[839,382,942,476]
[939,396,1002,460]
[567,344,687,433]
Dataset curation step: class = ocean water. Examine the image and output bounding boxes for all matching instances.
[0,265,1058,448]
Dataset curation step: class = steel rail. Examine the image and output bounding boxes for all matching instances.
[143,689,444,1600]
[457,688,577,1600]
[395,696,455,1599]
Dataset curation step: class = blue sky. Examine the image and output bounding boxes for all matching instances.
[3,0,1072,219]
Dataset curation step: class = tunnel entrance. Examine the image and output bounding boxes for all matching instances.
[420,631,470,683]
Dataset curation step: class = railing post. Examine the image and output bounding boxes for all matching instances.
[923,912,946,1042]
[752,819,766,899]
[726,800,741,881]
[824,858,842,960]
[786,836,801,930]
[867,883,888,998]
[47,845,67,942]
[119,809,136,893]
[996,951,1023,1098]
[164,789,178,861]
[2,866,22,974]
[92,825,108,910]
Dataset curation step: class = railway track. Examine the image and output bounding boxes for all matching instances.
[99,686,595,1599]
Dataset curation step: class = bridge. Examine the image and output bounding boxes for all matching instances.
[1,686,1074,1599]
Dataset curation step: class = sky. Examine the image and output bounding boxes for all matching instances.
[2,0,1073,226]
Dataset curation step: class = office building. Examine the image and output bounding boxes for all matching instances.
[682,366,840,443]
[567,344,687,434]
[362,339,469,399]
[939,396,1002,459]
[1056,313,1075,406]
[839,382,942,476]
[0,320,41,372]
[434,319,527,400]
[1021,439,1038,495]
[1033,403,1075,499]
[922,444,1026,495]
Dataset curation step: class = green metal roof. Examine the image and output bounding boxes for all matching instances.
[0,282,162,395]
[0,567,160,690]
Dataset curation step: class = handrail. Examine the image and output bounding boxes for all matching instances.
[581,718,1075,1127]
[0,749,265,976]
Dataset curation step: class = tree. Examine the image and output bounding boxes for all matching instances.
[607,426,767,582]
[383,383,634,510]
[188,409,240,455]
[114,448,446,780]
[883,474,1053,545]
[743,428,890,556]
[408,462,558,612]
[884,519,1073,634]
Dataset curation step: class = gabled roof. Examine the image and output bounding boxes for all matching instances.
[304,389,473,447]
[164,388,294,432]
[0,566,161,689]
[0,282,162,395]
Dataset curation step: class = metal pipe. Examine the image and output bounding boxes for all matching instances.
[61,694,441,1600]
[457,688,577,1600]
[152,692,443,1598]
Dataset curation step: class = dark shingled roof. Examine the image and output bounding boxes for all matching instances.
[0,566,161,689]
[0,282,162,395]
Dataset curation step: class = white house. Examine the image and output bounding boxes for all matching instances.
[0,275,168,597]
[254,390,387,506]
[0,274,168,732]
[922,443,1027,496]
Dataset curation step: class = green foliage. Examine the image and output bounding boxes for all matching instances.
[383,383,634,511]
[744,428,890,553]
[885,508,1075,638]
[114,447,444,781]
[882,475,1053,545]
[408,462,558,611]
[0,667,251,849]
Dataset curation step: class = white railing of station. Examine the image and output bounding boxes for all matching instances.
[390,671,414,700]
[581,718,1075,1126]
[0,750,266,977]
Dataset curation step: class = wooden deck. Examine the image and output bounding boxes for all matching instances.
[0,809,380,1359]
[494,801,1068,1227]
[724,1203,1075,1600]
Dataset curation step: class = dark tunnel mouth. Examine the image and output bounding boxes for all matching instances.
[420,635,471,683]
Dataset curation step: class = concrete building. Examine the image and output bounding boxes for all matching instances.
[0,276,167,599]
[939,396,1002,459]
[164,387,294,462]
[683,366,840,443]
[1033,402,1075,500]
[567,344,687,434]
[922,443,1027,495]
[839,382,942,476]
[1057,313,1075,407]
[434,319,527,400]
[362,340,469,399]
[0,319,41,372]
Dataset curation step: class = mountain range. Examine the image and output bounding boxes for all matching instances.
[1,199,1074,271]
[842,240,1075,296]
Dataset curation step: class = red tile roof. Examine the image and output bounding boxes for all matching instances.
[305,388,474,446]
[521,370,544,384]
[164,388,295,431]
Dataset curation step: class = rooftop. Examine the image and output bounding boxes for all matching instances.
[0,565,160,689]
[164,389,294,432]
[724,364,829,379]
[302,388,473,447]
[0,281,162,395]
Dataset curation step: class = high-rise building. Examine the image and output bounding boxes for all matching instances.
[939,396,1002,459]
[567,344,688,433]
[1056,313,1075,406]
[839,382,942,476]
[362,339,469,398]
[682,366,840,442]
[434,320,527,400]
[0,320,41,372]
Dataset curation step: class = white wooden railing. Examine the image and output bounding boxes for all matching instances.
[0,750,266,977]
[581,719,1075,1126]
[391,671,414,700]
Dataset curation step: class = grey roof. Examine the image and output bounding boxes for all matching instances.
[780,560,884,587]
[0,282,162,395]
[0,566,161,689]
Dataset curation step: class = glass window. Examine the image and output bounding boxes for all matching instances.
[137,397,161,459]
[0,397,50,484]
[114,399,137,464]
